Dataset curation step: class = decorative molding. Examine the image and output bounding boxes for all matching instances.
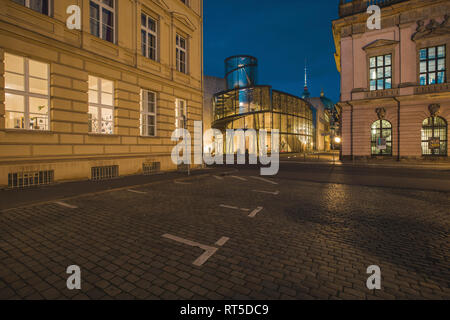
[365,89,400,99]
[376,108,386,120]
[172,12,196,31]
[151,0,171,11]
[414,83,450,95]
[412,14,450,41]
[362,39,399,51]
[428,104,441,117]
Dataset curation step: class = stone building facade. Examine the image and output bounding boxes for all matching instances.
[0,0,203,187]
[333,0,449,161]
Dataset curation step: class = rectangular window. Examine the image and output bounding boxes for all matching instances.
[176,34,187,74]
[4,53,49,130]
[420,45,446,86]
[90,0,115,43]
[140,90,157,137]
[12,0,50,15]
[180,0,189,5]
[141,13,157,61]
[369,54,392,91]
[175,98,187,129]
[88,76,114,134]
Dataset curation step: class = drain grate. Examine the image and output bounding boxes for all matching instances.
[91,165,119,181]
[8,170,54,189]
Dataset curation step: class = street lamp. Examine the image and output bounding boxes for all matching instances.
[334,136,341,144]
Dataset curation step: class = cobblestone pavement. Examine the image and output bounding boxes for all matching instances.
[0,167,449,300]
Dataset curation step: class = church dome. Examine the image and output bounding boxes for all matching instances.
[320,90,334,110]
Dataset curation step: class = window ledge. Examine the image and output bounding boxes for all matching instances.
[87,133,119,137]
[414,83,450,94]
[1,129,54,134]
[365,88,399,98]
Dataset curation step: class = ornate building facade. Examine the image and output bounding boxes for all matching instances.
[0,0,203,187]
[333,0,449,161]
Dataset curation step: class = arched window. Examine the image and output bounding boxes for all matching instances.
[421,117,448,156]
[371,120,392,156]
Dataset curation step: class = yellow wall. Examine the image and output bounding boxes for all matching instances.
[0,0,204,186]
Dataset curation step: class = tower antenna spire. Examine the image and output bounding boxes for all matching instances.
[304,58,308,89]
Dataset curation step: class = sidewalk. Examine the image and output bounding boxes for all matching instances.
[280,152,450,170]
[0,167,221,211]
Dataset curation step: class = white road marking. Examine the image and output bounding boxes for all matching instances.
[251,176,278,185]
[127,189,147,194]
[220,204,250,212]
[175,180,191,185]
[215,237,230,247]
[213,175,224,180]
[230,175,247,181]
[162,234,229,267]
[252,190,280,195]
[54,201,78,209]
[248,206,264,218]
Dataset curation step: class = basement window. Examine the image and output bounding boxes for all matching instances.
[143,162,160,175]
[91,165,119,181]
[8,170,54,188]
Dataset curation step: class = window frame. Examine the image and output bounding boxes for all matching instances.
[180,0,189,6]
[369,54,393,91]
[175,98,187,129]
[88,76,115,135]
[12,0,51,16]
[370,119,393,156]
[421,116,448,156]
[140,89,157,137]
[4,53,50,131]
[419,45,446,86]
[89,0,116,44]
[140,12,158,61]
[176,34,188,74]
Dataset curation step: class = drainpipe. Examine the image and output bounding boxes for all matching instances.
[393,97,401,162]
[347,101,354,161]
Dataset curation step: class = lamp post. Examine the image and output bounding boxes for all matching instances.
[183,115,190,176]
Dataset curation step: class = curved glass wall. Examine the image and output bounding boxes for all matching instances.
[213,87,314,153]
[225,56,258,90]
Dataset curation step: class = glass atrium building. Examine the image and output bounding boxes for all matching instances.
[212,56,315,154]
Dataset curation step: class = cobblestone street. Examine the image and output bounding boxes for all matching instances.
[0,164,449,300]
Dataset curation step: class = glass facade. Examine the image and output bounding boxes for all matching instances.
[213,86,314,153]
[225,56,258,90]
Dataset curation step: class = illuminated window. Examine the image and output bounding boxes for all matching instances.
[90,0,115,43]
[371,120,392,156]
[141,13,157,61]
[175,98,187,128]
[4,53,49,130]
[88,76,114,134]
[140,90,157,137]
[421,117,447,156]
[420,45,446,85]
[12,0,50,15]
[369,54,392,91]
[176,34,187,74]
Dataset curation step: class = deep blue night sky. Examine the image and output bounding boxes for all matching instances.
[203,0,341,102]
